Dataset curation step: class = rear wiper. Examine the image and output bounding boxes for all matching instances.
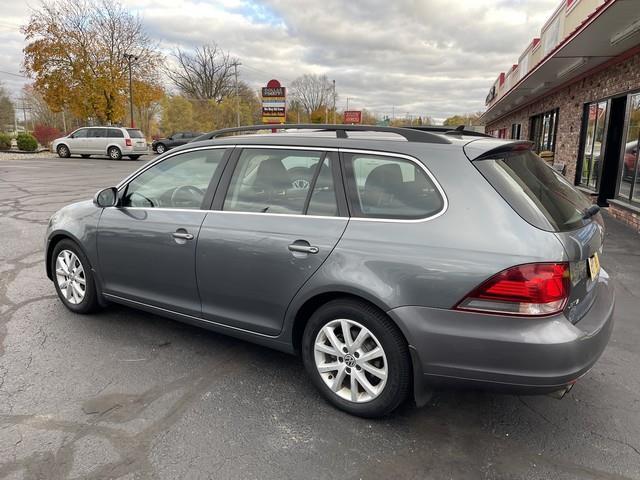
[582,204,600,220]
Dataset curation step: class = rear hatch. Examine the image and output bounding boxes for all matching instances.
[127,129,148,152]
[466,142,604,323]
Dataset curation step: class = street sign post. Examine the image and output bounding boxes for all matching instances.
[262,79,286,124]
[343,111,362,124]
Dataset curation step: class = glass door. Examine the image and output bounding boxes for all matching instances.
[579,101,609,190]
[618,93,640,204]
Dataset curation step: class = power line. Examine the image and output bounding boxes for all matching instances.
[0,69,28,79]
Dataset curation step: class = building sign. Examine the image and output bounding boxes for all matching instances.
[343,111,362,124]
[262,79,286,124]
[485,85,496,105]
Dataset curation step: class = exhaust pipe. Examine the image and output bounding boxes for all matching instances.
[547,383,574,400]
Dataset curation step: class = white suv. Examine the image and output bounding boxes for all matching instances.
[52,127,148,160]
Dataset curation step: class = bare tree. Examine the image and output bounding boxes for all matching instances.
[289,74,334,116]
[167,44,238,102]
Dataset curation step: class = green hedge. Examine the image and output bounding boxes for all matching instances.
[0,132,11,150]
[16,133,38,152]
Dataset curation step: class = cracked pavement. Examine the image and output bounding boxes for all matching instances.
[1,155,639,480]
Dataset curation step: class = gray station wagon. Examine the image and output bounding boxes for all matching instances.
[45,124,614,417]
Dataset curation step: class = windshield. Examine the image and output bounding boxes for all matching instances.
[475,150,593,232]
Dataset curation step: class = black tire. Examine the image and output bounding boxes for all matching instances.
[128,155,141,160]
[301,298,411,418]
[108,146,122,160]
[51,239,100,314]
[81,154,90,158]
[57,144,71,158]
[155,143,166,154]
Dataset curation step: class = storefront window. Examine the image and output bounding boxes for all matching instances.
[618,93,640,204]
[529,109,558,154]
[511,123,521,140]
[579,100,608,190]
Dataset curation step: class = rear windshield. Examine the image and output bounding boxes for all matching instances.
[474,150,592,232]
[127,129,145,138]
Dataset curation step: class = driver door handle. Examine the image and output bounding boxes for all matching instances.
[288,243,319,254]
[172,231,194,240]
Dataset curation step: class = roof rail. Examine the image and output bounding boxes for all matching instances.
[191,124,452,144]
[405,125,492,138]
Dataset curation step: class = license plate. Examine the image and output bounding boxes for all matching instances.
[588,252,600,281]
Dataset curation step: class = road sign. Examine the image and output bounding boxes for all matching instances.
[262,79,286,124]
[343,111,362,124]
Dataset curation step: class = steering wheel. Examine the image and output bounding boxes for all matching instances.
[170,185,205,207]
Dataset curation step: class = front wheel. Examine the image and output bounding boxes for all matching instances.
[302,299,411,417]
[108,146,122,160]
[57,145,71,158]
[51,240,100,314]
[155,144,166,154]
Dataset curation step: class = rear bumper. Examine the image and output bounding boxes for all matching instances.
[388,269,614,402]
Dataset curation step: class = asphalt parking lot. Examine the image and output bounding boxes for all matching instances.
[1,154,639,480]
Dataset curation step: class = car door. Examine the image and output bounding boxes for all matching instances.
[170,133,184,148]
[86,128,107,154]
[69,128,89,152]
[197,147,349,335]
[97,146,230,316]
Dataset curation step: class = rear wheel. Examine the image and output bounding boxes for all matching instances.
[108,146,122,160]
[128,155,141,160]
[155,143,166,154]
[302,299,411,417]
[57,145,71,158]
[51,240,99,314]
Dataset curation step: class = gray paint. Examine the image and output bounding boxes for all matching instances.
[45,132,615,400]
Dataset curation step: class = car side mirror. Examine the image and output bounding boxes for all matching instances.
[93,187,118,208]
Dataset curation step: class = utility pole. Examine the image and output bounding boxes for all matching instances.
[346,97,349,111]
[233,61,241,127]
[61,109,67,133]
[332,79,336,124]
[124,53,138,128]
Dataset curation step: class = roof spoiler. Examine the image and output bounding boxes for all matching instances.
[463,140,534,161]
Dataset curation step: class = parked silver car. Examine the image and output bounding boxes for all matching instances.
[52,126,148,160]
[45,125,614,417]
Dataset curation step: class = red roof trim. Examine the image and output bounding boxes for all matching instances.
[484,0,614,118]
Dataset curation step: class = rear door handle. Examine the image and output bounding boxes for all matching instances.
[172,232,194,240]
[288,243,319,254]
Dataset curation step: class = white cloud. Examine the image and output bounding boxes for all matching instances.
[0,0,559,122]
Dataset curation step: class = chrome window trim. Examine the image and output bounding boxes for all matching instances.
[116,145,233,190]
[113,144,448,223]
[339,148,448,223]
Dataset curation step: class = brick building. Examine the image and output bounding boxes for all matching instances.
[481,0,640,232]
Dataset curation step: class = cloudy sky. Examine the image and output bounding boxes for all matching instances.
[0,0,559,122]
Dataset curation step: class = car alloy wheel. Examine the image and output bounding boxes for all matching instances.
[57,145,70,158]
[55,249,86,305]
[156,144,166,154]
[313,318,388,403]
[108,147,122,160]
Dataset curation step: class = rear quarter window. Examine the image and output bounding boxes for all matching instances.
[343,153,445,220]
[474,150,592,232]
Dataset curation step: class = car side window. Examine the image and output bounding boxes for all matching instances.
[173,133,183,140]
[122,149,227,209]
[109,129,124,138]
[344,153,444,220]
[89,128,106,138]
[223,149,324,214]
[72,129,88,139]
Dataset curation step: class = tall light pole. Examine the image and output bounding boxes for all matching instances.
[332,79,336,124]
[233,61,241,127]
[124,53,138,128]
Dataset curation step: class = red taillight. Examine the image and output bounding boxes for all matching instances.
[125,138,132,147]
[455,263,570,316]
